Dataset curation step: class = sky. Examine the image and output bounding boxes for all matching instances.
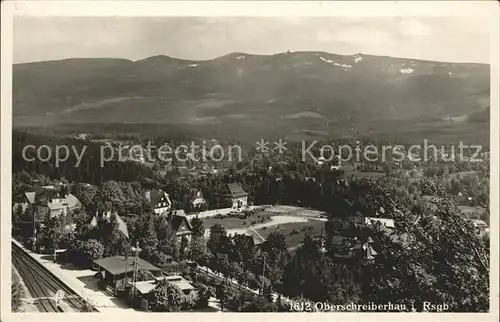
[13,16,490,64]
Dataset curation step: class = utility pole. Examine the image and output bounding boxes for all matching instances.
[124,250,129,290]
[129,242,141,302]
[32,207,37,251]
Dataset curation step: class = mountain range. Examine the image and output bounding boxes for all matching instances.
[13,51,490,143]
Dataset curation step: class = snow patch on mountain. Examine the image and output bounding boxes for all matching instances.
[400,68,414,74]
[354,56,363,63]
[189,64,199,67]
[320,56,334,64]
[334,62,352,68]
[320,57,352,68]
[236,55,245,60]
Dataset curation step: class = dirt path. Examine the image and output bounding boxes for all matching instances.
[248,226,266,242]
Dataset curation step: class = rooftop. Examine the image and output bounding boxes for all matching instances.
[157,275,196,291]
[24,188,81,210]
[134,275,195,295]
[134,281,157,295]
[225,183,248,198]
[94,256,161,276]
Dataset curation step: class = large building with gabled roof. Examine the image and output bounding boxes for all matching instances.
[221,183,248,210]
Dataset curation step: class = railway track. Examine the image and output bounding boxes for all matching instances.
[12,241,98,312]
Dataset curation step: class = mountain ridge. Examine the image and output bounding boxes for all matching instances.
[13,51,490,143]
[14,51,491,66]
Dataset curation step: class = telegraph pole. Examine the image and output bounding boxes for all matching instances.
[129,242,141,302]
[32,207,36,251]
[124,250,129,290]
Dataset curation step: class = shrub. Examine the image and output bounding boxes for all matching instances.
[148,279,183,312]
[136,269,156,282]
[74,239,104,267]
[195,284,215,308]
[150,251,170,267]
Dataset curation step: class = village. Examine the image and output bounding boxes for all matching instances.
[11,164,490,313]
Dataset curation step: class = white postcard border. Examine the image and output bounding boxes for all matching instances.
[1,1,499,322]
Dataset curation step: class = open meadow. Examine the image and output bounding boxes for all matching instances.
[201,206,328,250]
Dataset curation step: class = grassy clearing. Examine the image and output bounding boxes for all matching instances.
[256,219,325,249]
[201,208,327,250]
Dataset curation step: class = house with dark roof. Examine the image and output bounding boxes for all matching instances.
[221,183,248,210]
[145,189,172,215]
[93,255,162,295]
[159,209,194,243]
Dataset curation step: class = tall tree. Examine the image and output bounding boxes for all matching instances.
[136,213,159,261]
[207,224,227,254]
[190,217,205,239]
[188,236,207,263]
[39,214,64,253]
[215,281,235,312]
[362,197,489,312]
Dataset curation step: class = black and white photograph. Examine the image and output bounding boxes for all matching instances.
[1,1,498,320]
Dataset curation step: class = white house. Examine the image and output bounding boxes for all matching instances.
[191,191,206,209]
